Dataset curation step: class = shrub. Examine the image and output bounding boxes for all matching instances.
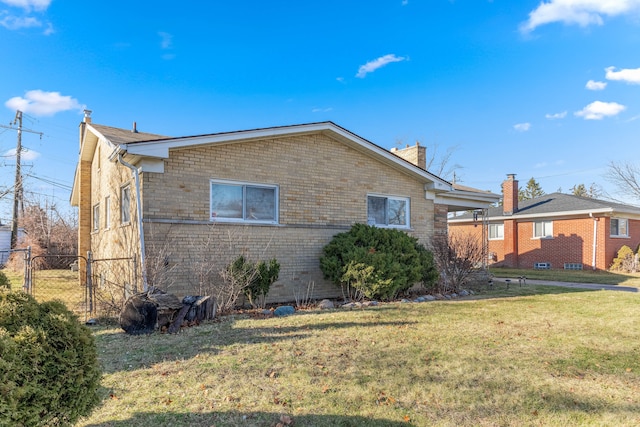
[226,256,280,309]
[320,224,437,300]
[0,271,9,290]
[0,290,101,426]
[610,245,637,272]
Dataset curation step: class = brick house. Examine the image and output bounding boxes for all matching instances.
[448,174,640,271]
[70,113,498,302]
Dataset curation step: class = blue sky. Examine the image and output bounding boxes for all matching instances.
[1,0,640,222]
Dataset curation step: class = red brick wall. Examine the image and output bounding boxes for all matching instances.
[449,215,640,270]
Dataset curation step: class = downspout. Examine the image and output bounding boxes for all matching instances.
[590,213,597,270]
[117,154,148,291]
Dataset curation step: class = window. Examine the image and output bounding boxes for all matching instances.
[104,196,111,229]
[533,220,553,238]
[121,185,131,224]
[92,204,100,231]
[210,180,278,223]
[611,218,629,237]
[367,195,410,228]
[489,223,504,240]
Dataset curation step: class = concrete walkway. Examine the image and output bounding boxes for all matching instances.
[493,277,638,293]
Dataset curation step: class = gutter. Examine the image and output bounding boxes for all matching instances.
[590,212,598,270]
[111,149,148,291]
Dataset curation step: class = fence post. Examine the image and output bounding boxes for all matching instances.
[132,256,138,293]
[23,246,31,293]
[86,251,93,317]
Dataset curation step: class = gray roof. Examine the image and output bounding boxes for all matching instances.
[90,123,169,145]
[453,192,640,221]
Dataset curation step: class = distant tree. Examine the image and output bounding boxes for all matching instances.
[519,177,545,201]
[396,139,462,181]
[8,198,78,269]
[570,183,602,198]
[605,161,640,201]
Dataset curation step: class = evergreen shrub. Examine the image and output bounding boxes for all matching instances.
[0,290,101,426]
[320,223,438,300]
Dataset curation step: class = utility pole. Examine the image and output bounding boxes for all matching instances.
[0,111,43,249]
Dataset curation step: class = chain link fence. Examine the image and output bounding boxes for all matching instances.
[2,248,138,323]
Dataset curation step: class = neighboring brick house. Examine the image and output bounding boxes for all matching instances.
[448,174,640,271]
[70,113,498,302]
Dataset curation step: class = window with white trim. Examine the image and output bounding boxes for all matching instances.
[611,218,629,237]
[533,220,553,238]
[104,196,111,229]
[210,180,278,223]
[121,185,131,224]
[92,204,100,231]
[489,223,504,240]
[367,195,410,228]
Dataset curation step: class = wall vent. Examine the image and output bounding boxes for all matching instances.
[534,262,551,269]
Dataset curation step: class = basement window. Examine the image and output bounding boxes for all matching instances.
[611,218,629,237]
[210,179,278,224]
[367,194,410,228]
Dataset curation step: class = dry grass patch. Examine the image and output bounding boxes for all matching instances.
[76,286,640,427]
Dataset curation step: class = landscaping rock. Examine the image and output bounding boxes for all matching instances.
[317,299,335,310]
[273,306,295,317]
[459,290,469,297]
[363,301,379,307]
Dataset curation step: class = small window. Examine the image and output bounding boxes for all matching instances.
[611,218,629,237]
[489,223,504,240]
[121,185,131,224]
[210,180,278,223]
[367,195,410,228]
[104,196,111,229]
[533,220,553,238]
[92,204,100,231]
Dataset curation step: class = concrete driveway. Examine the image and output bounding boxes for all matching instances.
[494,277,638,293]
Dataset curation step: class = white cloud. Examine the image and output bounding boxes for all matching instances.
[520,0,640,33]
[514,122,531,132]
[586,79,607,90]
[0,0,51,12]
[0,14,40,30]
[356,54,406,78]
[3,147,40,161]
[605,66,640,84]
[574,100,626,120]
[158,31,173,49]
[545,111,567,119]
[5,90,85,116]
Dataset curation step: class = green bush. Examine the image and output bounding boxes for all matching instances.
[227,256,280,308]
[0,271,9,290]
[0,290,101,426]
[320,223,438,300]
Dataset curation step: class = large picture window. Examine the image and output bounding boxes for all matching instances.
[533,220,553,238]
[210,180,278,223]
[367,195,410,228]
[489,223,504,240]
[121,185,131,224]
[611,218,629,237]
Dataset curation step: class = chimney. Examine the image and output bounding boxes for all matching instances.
[83,109,92,124]
[390,142,427,170]
[503,173,519,215]
[132,121,138,133]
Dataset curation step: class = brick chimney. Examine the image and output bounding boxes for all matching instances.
[390,142,426,170]
[503,173,519,215]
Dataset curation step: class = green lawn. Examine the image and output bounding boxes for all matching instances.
[75,285,640,427]
[487,266,640,287]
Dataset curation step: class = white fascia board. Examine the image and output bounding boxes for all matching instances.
[448,208,615,223]
[117,122,452,188]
